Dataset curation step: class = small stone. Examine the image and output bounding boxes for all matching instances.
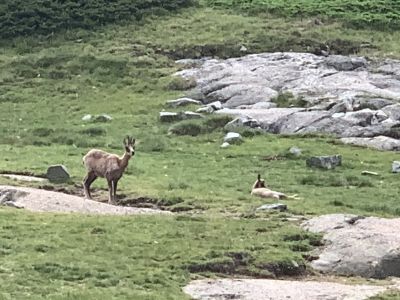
[46,165,70,183]
[361,171,379,176]
[93,114,112,123]
[392,161,400,173]
[220,142,230,148]
[183,111,203,120]
[166,98,202,107]
[306,155,342,169]
[257,203,287,211]
[160,112,181,123]
[240,45,248,52]
[224,117,260,131]
[289,147,302,157]
[208,101,222,111]
[196,106,215,114]
[223,132,243,144]
[82,114,92,121]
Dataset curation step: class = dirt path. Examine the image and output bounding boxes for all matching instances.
[184,278,398,300]
[0,185,171,215]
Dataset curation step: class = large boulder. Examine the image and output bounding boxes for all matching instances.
[46,165,70,183]
[341,136,400,151]
[302,214,400,279]
[306,155,342,169]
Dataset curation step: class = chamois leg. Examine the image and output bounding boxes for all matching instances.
[107,180,115,204]
[83,172,97,199]
[113,180,118,202]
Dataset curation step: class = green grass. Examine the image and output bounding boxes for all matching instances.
[205,0,400,29]
[1,3,400,299]
[0,209,311,299]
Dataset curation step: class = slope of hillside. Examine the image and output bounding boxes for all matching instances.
[1,1,400,299]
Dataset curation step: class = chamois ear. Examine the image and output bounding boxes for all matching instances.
[257,174,261,181]
[123,136,128,146]
[131,138,136,145]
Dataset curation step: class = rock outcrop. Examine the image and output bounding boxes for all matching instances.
[302,214,400,279]
[173,52,400,150]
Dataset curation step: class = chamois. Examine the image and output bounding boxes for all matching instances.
[82,136,135,204]
[251,174,287,200]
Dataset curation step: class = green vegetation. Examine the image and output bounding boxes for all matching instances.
[0,0,193,39]
[1,1,400,298]
[205,0,400,29]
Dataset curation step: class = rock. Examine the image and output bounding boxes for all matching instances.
[183,111,203,120]
[392,161,400,173]
[256,203,287,211]
[208,101,223,111]
[357,98,393,110]
[289,146,302,157]
[175,52,400,142]
[220,142,230,148]
[82,114,92,121]
[306,155,342,169]
[382,103,400,121]
[341,136,400,151]
[93,114,112,123]
[46,165,70,183]
[160,112,181,123]
[361,171,379,176]
[223,132,243,144]
[302,214,400,278]
[166,97,202,107]
[325,55,367,71]
[224,116,260,131]
[183,278,390,300]
[0,174,47,182]
[196,106,214,114]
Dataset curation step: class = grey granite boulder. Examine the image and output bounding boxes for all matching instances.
[223,132,243,144]
[392,161,400,173]
[306,155,342,169]
[302,214,400,278]
[257,203,287,211]
[166,97,202,107]
[341,136,400,151]
[46,165,70,183]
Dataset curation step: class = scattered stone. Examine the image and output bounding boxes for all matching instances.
[392,161,400,173]
[361,171,379,176]
[220,142,230,148]
[166,97,202,107]
[160,112,181,123]
[257,203,287,211]
[302,214,400,278]
[93,114,112,123]
[183,111,203,120]
[46,165,70,183]
[341,136,400,151]
[208,101,223,111]
[288,146,302,157]
[82,114,92,121]
[196,106,214,114]
[224,116,260,131]
[306,155,342,169]
[223,132,243,144]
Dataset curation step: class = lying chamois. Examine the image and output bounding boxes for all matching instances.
[83,136,135,204]
[251,174,288,200]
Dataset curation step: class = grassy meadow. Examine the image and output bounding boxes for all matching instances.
[1,1,400,299]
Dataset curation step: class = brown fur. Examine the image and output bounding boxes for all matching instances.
[82,136,135,204]
[251,174,287,200]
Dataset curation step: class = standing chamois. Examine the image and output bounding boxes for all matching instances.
[82,136,136,204]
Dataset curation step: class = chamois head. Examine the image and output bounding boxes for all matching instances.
[123,136,136,157]
[253,174,266,189]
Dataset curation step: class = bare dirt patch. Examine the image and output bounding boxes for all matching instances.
[0,185,171,215]
[183,278,396,300]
